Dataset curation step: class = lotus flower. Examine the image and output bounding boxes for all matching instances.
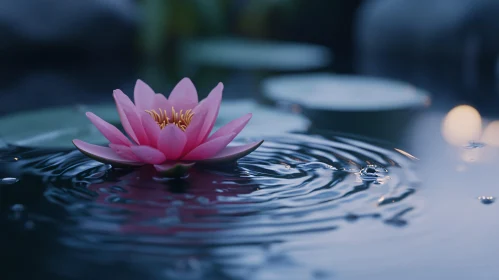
[73,78,263,176]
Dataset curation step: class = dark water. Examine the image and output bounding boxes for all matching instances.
[1,133,419,280]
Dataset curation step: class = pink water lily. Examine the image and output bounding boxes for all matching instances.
[73,78,263,176]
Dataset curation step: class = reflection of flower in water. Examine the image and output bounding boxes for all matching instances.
[86,166,255,235]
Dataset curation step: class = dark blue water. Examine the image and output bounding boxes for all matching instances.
[0,132,422,279]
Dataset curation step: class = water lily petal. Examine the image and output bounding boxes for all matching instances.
[209,113,252,141]
[194,82,223,144]
[122,106,149,146]
[152,93,170,111]
[109,144,140,161]
[140,111,160,147]
[73,139,142,166]
[168,78,198,112]
[182,132,236,161]
[183,108,209,154]
[113,89,138,143]
[86,112,132,146]
[157,125,186,160]
[130,145,166,164]
[198,140,264,164]
[154,162,195,178]
[134,79,156,111]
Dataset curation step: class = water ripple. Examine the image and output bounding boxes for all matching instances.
[1,133,420,279]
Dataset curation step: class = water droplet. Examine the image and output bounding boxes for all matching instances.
[24,220,35,230]
[360,165,388,181]
[0,177,19,185]
[0,155,21,162]
[478,196,495,205]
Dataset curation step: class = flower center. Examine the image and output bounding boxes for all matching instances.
[145,107,194,131]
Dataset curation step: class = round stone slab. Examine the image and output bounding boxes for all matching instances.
[180,38,332,71]
[262,73,431,140]
[0,100,309,149]
[262,73,430,111]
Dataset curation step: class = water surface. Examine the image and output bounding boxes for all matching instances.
[1,132,421,279]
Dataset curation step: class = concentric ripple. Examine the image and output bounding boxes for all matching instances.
[1,133,420,279]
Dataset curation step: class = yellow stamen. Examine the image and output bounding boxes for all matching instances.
[145,107,194,131]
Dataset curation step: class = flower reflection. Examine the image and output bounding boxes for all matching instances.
[85,166,256,235]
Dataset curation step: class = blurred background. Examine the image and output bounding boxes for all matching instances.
[1,0,499,144]
[3,2,499,279]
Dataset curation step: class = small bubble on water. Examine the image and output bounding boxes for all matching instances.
[1,177,19,185]
[360,165,388,181]
[478,196,495,205]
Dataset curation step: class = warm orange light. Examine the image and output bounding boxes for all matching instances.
[481,121,499,147]
[441,105,482,146]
